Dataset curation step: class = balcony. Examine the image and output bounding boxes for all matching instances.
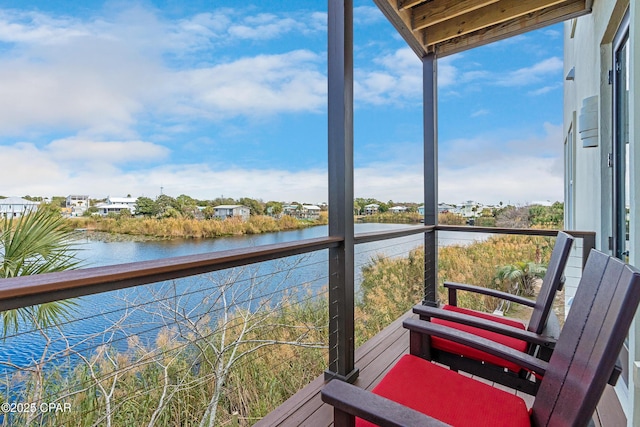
[0,1,625,425]
[0,224,615,425]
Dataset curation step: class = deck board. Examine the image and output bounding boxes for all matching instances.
[255,309,624,426]
[255,311,414,427]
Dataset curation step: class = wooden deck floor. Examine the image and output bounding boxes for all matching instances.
[255,310,624,427]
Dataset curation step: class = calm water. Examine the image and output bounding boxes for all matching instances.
[1,224,490,370]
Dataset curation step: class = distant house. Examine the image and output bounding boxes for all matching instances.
[282,205,300,217]
[301,205,321,220]
[460,200,482,218]
[213,205,250,221]
[389,206,407,214]
[106,196,137,210]
[364,204,379,215]
[0,197,40,218]
[66,195,90,217]
[438,203,456,214]
[281,204,321,219]
[95,203,134,216]
[94,196,137,216]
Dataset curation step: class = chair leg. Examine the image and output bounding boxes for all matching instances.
[334,408,355,427]
[410,330,432,360]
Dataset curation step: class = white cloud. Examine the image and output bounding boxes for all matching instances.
[0,6,328,136]
[437,57,458,87]
[528,82,562,96]
[355,47,422,105]
[0,139,328,201]
[348,123,565,204]
[0,10,90,45]
[439,157,563,205]
[436,123,564,203]
[354,6,384,25]
[0,123,564,205]
[497,57,563,87]
[543,29,561,39]
[171,50,326,118]
[0,138,170,193]
[471,109,489,118]
[0,5,566,206]
[47,138,169,165]
[228,13,301,40]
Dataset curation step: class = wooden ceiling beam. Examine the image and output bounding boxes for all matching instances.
[398,0,428,12]
[433,0,589,57]
[423,0,569,46]
[412,0,500,31]
[373,0,429,57]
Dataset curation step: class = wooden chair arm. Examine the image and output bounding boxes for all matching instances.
[321,379,451,427]
[444,281,536,308]
[412,304,557,347]
[403,318,549,375]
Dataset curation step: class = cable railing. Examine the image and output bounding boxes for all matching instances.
[0,249,333,426]
[350,226,595,353]
[0,225,595,426]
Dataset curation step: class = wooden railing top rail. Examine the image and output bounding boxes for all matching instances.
[435,225,596,269]
[0,236,343,312]
[354,225,434,244]
[0,225,596,312]
[435,224,596,240]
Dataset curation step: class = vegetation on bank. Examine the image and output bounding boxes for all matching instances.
[355,234,552,337]
[361,202,564,229]
[69,212,328,239]
[359,212,423,223]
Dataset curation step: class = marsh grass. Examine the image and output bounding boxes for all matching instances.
[71,213,328,239]
[355,234,554,344]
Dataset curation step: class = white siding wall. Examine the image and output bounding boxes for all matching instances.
[565,1,640,424]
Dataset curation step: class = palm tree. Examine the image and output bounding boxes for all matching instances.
[495,261,547,297]
[0,208,82,336]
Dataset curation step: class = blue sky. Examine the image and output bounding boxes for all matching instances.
[0,1,565,205]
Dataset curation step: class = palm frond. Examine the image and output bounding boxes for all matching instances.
[1,208,83,336]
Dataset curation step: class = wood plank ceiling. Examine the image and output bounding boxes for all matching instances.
[373,0,593,58]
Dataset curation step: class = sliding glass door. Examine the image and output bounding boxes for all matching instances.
[613,19,630,263]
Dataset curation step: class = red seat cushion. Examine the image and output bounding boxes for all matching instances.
[430,305,528,373]
[356,354,530,427]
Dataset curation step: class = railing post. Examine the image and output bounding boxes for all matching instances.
[582,233,596,270]
[422,53,438,307]
[325,0,358,383]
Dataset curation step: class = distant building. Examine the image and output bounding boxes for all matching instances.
[300,205,321,219]
[459,200,483,218]
[213,205,250,221]
[94,196,137,216]
[281,204,321,219]
[106,196,137,210]
[0,197,40,218]
[282,205,300,217]
[66,195,90,217]
[438,203,456,214]
[389,206,407,214]
[95,203,134,216]
[364,204,379,215]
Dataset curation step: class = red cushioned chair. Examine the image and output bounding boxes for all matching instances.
[322,250,640,427]
[412,231,573,394]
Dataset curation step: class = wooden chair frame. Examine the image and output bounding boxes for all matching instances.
[322,250,640,427]
[413,231,573,394]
